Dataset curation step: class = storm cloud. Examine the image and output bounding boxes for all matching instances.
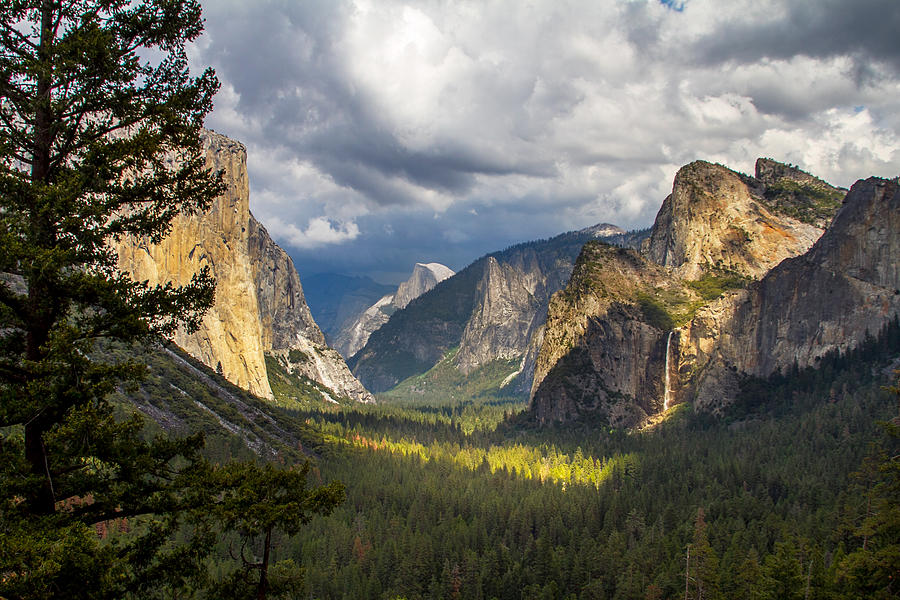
[191,0,900,283]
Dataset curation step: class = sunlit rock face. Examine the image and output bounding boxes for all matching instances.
[117,130,372,403]
[529,244,694,427]
[683,177,900,415]
[644,160,832,281]
[531,158,864,426]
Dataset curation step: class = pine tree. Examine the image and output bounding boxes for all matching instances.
[686,508,720,600]
[835,377,900,599]
[0,1,224,597]
[207,462,345,600]
[759,542,803,600]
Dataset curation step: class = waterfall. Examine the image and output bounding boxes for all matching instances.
[663,330,674,411]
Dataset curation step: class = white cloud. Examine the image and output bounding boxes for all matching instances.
[266,217,361,250]
[193,0,900,277]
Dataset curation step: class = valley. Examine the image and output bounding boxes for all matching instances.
[4,3,899,599]
[130,316,899,599]
[106,138,899,599]
[110,137,899,599]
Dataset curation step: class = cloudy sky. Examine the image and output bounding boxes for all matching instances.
[190,0,900,284]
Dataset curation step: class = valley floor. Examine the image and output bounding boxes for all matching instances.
[274,357,898,599]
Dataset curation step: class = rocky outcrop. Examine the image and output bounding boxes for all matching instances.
[248,217,323,350]
[529,243,700,426]
[455,256,544,376]
[530,158,861,426]
[681,177,900,414]
[333,294,395,359]
[248,217,374,404]
[644,160,830,280]
[333,263,454,358]
[118,130,372,403]
[118,132,272,398]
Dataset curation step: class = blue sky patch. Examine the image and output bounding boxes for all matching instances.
[659,0,685,11]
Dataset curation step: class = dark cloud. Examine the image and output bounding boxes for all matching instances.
[692,0,900,74]
[201,1,553,209]
[192,0,900,283]
[286,197,605,285]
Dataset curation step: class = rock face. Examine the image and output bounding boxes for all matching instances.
[334,294,396,359]
[682,177,900,414]
[455,256,545,376]
[394,263,455,309]
[333,262,455,358]
[349,224,644,394]
[530,243,699,426]
[531,158,857,425]
[248,217,323,351]
[644,160,833,280]
[117,130,372,403]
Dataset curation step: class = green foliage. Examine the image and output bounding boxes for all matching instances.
[112,344,327,462]
[265,353,350,410]
[0,1,225,596]
[0,4,346,598]
[261,331,899,599]
[686,272,748,302]
[206,461,345,599]
[44,323,893,599]
[735,316,900,418]
[634,286,701,330]
[687,508,720,600]
[762,179,844,226]
[635,291,676,331]
[287,348,311,364]
[833,383,900,599]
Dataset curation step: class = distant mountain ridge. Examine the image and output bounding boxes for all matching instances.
[303,274,394,342]
[332,262,455,358]
[348,223,649,394]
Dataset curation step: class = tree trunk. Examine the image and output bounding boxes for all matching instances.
[22,0,58,518]
[256,526,272,600]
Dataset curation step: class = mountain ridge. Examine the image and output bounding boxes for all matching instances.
[530,157,862,426]
[349,223,648,394]
[332,261,455,358]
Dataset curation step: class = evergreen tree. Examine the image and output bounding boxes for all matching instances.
[759,542,803,600]
[207,462,345,600]
[687,508,720,600]
[836,378,900,599]
[0,1,221,597]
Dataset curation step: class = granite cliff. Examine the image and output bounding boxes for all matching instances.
[530,243,701,426]
[679,176,900,414]
[531,158,856,425]
[117,130,372,403]
[644,159,841,280]
[333,262,454,358]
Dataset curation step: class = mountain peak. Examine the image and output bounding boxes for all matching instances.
[395,262,455,309]
[645,159,826,280]
[578,223,626,238]
[755,157,834,189]
[414,262,455,282]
